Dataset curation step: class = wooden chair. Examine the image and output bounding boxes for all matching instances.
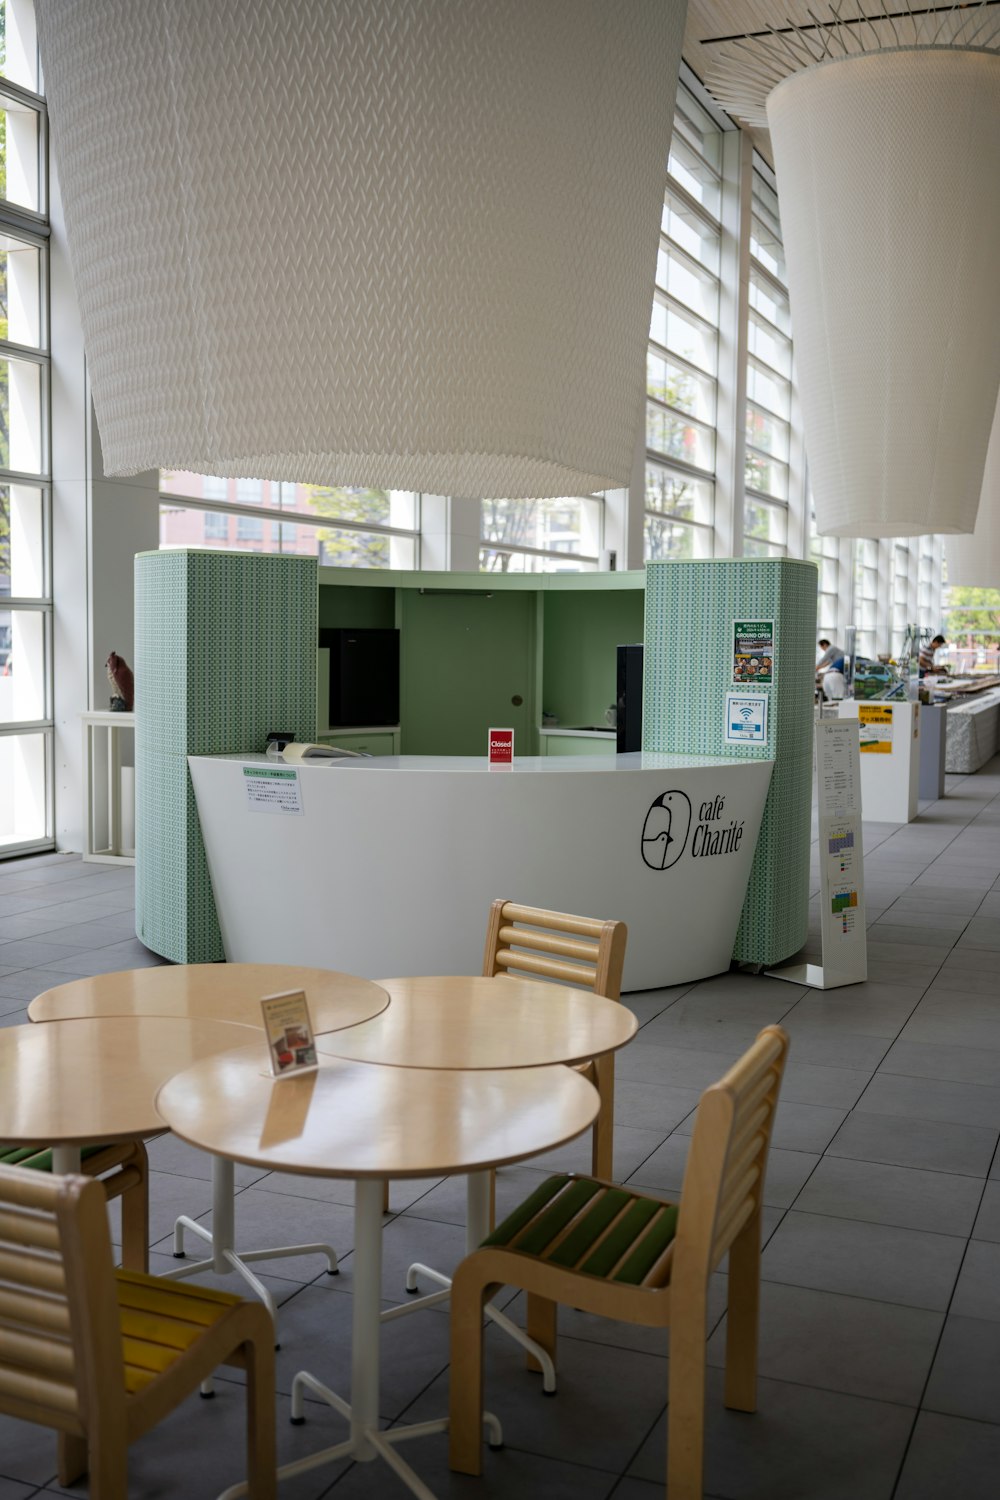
[448,1025,790,1500]
[0,1163,276,1498]
[484,899,627,1180]
[0,1139,150,1272]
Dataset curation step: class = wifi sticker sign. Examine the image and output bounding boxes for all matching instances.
[724,692,769,746]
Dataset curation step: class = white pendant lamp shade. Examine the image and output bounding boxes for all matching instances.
[946,397,1000,588]
[766,49,1000,538]
[36,0,685,498]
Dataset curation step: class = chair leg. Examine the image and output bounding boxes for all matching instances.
[382,1180,390,1214]
[244,1332,277,1499]
[488,1168,496,1232]
[525,1292,556,1375]
[448,1265,492,1476]
[666,1303,707,1500]
[57,1433,88,1486]
[724,1213,761,1414]
[85,1432,128,1499]
[119,1175,150,1274]
[591,1055,614,1180]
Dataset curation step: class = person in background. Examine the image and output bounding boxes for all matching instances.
[918,634,947,678]
[816,638,846,701]
[816,638,845,673]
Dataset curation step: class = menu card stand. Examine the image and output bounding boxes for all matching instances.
[769,718,867,990]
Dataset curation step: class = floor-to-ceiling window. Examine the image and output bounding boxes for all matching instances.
[159,473,420,570]
[1,0,52,854]
[643,87,721,561]
[743,171,793,558]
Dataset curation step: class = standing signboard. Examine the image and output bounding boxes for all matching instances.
[770,718,867,989]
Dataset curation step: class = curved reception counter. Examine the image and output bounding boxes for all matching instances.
[187,751,774,993]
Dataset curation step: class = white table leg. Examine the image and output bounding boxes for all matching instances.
[51,1145,81,1175]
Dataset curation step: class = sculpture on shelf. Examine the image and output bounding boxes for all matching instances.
[106,651,134,712]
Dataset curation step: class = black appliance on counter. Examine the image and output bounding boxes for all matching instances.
[616,643,643,753]
[319,628,400,727]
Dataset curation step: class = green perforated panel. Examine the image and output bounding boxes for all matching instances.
[642,558,817,966]
[134,550,318,963]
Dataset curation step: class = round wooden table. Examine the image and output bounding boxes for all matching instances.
[28,962,389,1034]
[315,974,637,1068]
[156,1046,599,1500]
[0,1015,258,1173]
[26,964,390,1324]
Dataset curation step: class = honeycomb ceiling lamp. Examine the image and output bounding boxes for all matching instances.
[945,394,1000,587]
[35,0,686,498]
[702,2,1000,538]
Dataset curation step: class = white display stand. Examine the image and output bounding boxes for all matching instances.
[188,750,775,992]
[838,699,920,824]
[81,711,136,864]
[770,718,867,990]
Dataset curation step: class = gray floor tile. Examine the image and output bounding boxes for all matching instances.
[894,1411,1000,1500]
[629,1370,913,1500]
[612,1079,701,1133]
[524,1123,665,1179]
[673,1099,846,1155]
[629,1137,819,1209]
[957,917,1000,951]
[760,1210,965,1310]
[972,1180,1000,1242]
[41,937,166,975]
[826,1111,998,1177]
[869,921,960,947]
[876,907,970,933]
[939,945,1000,974]
[707,1281,941,1405]
[878,1037,1000,1087]
[765,1028,891,1072]
[900,1009,1000,1049]
[858,1071,1000,1130]
[792,1156,983,1236]
[780,993,918,1039]
[950,1240,1000,1323]
[779,1061,871,1109]
[616,1040,745,1090]
[923,1314,1000,1424]
[0,1480,37,1499]
[332,1431,620,1500]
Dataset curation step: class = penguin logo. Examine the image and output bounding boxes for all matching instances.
[641,791,692,871]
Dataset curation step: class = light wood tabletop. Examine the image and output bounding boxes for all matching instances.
[313,974,637,1069]
[0,1015,261,1148]
[156,1045,600,1180]
[27,963,389,1034]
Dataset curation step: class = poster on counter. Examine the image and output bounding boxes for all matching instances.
[243,764,304,814]
[724,691,769,746]
[858,703,893,753]
[261,989,318,1078]
[732,619,774,685]
[488,727,514,767]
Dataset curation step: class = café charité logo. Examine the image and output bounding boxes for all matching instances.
[641,790,745,871]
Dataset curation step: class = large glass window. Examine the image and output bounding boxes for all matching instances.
[644,88,721,562]
[159,473,420,570]
[853,539,880,659]
[0,2,50,855]
[744,172,791,556]
[480,496,601,573]
[809,505,841,642]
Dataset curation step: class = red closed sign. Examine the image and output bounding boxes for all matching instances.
[488,727,514,766]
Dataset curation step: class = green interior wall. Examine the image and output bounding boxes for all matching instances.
[398,588,538,755]
[541,590,644,727]
[134,550,317,962]
[318,583,395,630]
[642,558,817,968]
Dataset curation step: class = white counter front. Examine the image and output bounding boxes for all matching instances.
[188,752,774,992]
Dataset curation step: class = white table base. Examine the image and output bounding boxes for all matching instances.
[163,1157,338,1329]
[381,1170,556,1391]
[216,1177,502,1500]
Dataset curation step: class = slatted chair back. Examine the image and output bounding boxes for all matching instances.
[482,899,626,999]
[672,1025,788,1287]
[0,1165,124,1439]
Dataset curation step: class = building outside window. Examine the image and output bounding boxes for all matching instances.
[159,472,420,570]
[643,88,720,561]
[0,0,52,854]
[479,495,601,573]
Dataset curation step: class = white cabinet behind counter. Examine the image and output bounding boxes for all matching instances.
[188,752,774,992]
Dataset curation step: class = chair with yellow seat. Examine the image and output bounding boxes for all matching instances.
[483,898,628,1181]
[0,1139,150,1272]
[0,1163,275,1497]
[448,1025,790,1500]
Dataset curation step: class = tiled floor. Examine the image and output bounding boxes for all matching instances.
[2,757,1000,1498]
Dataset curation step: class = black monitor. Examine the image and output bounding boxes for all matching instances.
[616,643,643,753]
[319,628,400,727]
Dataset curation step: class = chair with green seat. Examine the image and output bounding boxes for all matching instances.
[0,1162,275,1497]
[448,1025,790,1500]
[0,1139,150,1272]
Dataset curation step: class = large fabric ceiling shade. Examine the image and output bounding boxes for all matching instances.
[766,48,1000,538]
[36,0,685,497]
[946,396,1000,588]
